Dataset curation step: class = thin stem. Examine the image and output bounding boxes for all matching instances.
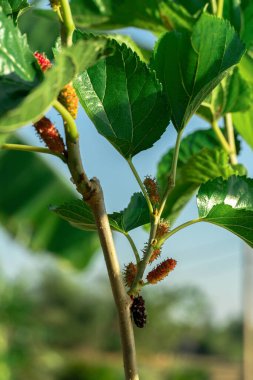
[125,233,141,263]
[65,139,139,379]
[53,100,79,142]
[158,130,183,219]
[0,143,66,162]
[217,0,224,17]
[58,0,75,47]
[129,215,159,295]
[210,0,217,14]
[157,218,201,247]
[224,113,238,165]
[89,180,139,380]
[127,158,153,215]
[211,119,231,154]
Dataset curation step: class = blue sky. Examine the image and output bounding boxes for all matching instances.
[0,27,252,323]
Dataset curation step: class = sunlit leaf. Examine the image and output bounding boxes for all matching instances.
[0,38,108,133]
[152,13,245,130]
[74,38,170,158]
[0,9,36,81]
[157,129,244,223]
[197,176,253,247]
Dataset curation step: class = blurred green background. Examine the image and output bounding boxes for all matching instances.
[0,266,243,380]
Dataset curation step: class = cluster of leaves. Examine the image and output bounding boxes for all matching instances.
[1,0,253,273]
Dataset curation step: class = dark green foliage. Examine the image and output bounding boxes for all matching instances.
[0,138,99,268]
[152,13,245,130]
[74,37,170,158]
[165,366,210,380]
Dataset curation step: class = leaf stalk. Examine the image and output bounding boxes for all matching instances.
[217,0,224,17]
[224,113,238,165]
[158,129,183,219]
[211,119,231,154]
[53,100,79,142]
[58,0,75,47]
[125,233,141,263]
[127,158,154,215]
[0,143,66,162]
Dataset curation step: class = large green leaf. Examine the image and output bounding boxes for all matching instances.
[0,138,99,269]
[152,13,245,131]
[197,67,253,122]
[0,9,36,81]
[233,106,253,149]
[74,38,170,158]
[157,128,244,223]
[197,176,253,247]
[233,53,253,149]
[0,38,108,133]
[70,0,166,33]
[52,192,150,234]
[18,9,60,59]
[241,1,253,50]
[0,0,29,21]
[158,0,195,32]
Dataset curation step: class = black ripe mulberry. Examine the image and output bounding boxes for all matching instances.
[130,296,147,328]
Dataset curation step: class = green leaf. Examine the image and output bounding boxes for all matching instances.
[197,67,253,122]
[233,53,253,149]
[0,38,108,133]
[174,0,207,15]
[71,0,166,33]
[152,13,245,131]
[223,0,242,33]
[197,176,253,247]
[73,29,148,63]
[157,128,244,223]
[0,0,29,21]
[158,0,195,32]
[233,105,253,149]
[0,9,36,81]
[52,193,150,234]
[73,39,170,158]
[0,137,99,269]
[51,200,97,232]
[241,1,253,50]
[18,9,60,59]
[109,193,150,233]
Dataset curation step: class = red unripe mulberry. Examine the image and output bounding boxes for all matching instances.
[149,248,161,263]
[34,52,52,72]
[34,117,65,153]
[58,83,79,119]
[123,262,137,288]
[143,176,160,206]
[147,258,177,284]
[155,219,170,240]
